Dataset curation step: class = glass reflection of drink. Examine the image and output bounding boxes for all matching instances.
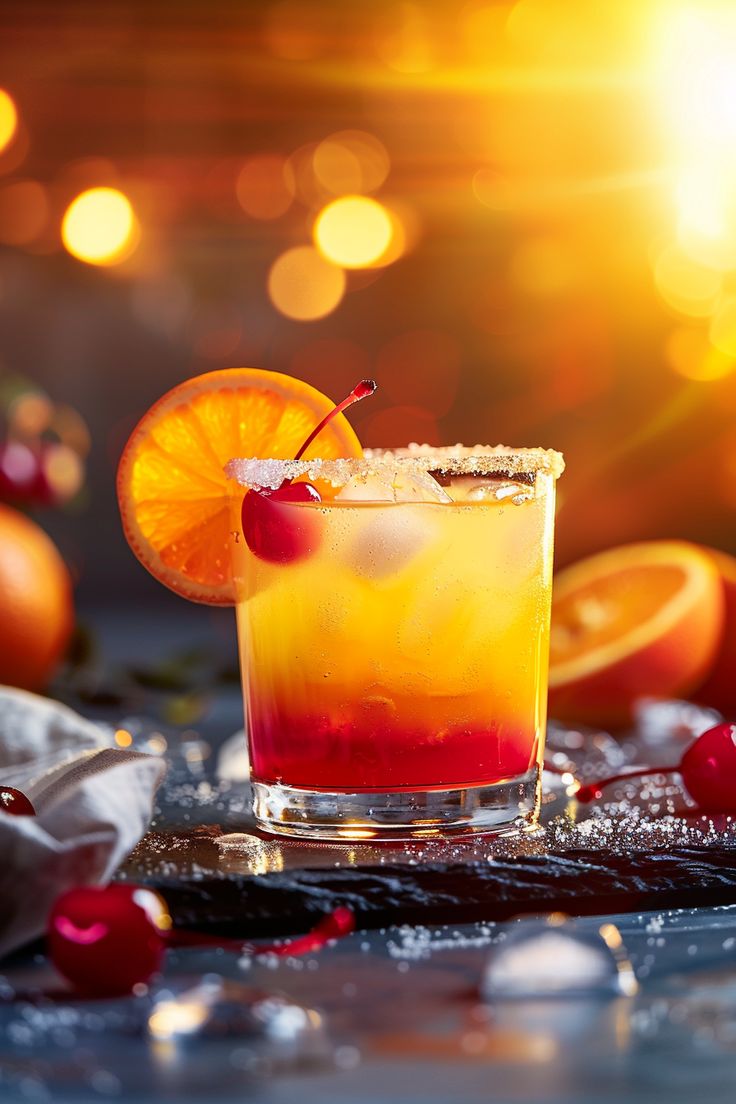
[228,445,563,840]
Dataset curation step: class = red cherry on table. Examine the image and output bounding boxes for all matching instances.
[575,722,736,813]
[0,786,36,816]
[680,722,736,812]
[48,885,170,996]
[242,481,322,564]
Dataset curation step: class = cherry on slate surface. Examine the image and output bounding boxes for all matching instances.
[0,786,36,816]
[48,884,170,997]
[575,721,736,813]
[47,883,356,998]
[242,379,376,565]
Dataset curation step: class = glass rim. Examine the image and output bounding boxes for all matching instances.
[225,444,564,492]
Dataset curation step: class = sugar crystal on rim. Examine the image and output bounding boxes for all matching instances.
[225,444,564,493]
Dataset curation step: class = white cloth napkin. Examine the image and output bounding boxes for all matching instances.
[0,686,166,959]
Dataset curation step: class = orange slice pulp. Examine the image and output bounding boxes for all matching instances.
[117,368,363,604]
[548,541,725,728]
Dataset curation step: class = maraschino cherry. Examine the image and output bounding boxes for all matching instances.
[575,721,736,813]
[0,786,36,816]
[242,379,376,564]
[48,883,355,997]
[49,885,171,997]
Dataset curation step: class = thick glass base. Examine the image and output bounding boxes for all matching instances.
[252,767,540,841]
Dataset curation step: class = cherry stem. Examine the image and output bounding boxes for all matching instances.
[293,380,377,462]
[542,761,569,775]
[576,764,679,803]
[168,905,355,957]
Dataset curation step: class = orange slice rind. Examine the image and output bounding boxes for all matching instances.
[117,368,363,604]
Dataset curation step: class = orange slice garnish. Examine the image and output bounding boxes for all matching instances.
[117,368,363,604]
[548,541,725,728]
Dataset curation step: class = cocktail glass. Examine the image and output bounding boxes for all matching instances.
[227,445,563,840]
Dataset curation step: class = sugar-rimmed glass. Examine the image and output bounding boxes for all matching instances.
[227,445,563,840]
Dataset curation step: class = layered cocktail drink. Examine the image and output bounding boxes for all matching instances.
[117,366,562,840]
[227,445,562,838]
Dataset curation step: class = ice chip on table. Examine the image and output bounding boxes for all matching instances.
[147,978,326,1052]
[481,920,636,1000]
[634,697,722,749]
[336,468,451,504]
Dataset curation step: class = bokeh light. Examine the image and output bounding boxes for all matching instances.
[7,0,736,585]
[376,3,434,74]
[664,327,735,382]
[8,391,53,437]
[0,89,17,154]
[659,10,736,270]
[472,168,517,212]
[268,245,345,321]
[652,242,722,319]
[43,443,84,502]
[709,298,736,359]
[312,131,391,196]
[54,405,91,457]
[235,154,295,220]
[369,200,415,267]
[314,196,394,268]
[61,187,138,266]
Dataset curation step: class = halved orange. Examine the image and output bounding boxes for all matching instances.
[117,368,363,604]
[548,541,725,729]
[693,548,736,716]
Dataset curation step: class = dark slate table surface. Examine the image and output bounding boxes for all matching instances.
[2,604,736,1103]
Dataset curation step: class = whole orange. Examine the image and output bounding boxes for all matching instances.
[0,503,73,690]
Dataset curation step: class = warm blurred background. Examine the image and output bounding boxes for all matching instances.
[1,0,736,685]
